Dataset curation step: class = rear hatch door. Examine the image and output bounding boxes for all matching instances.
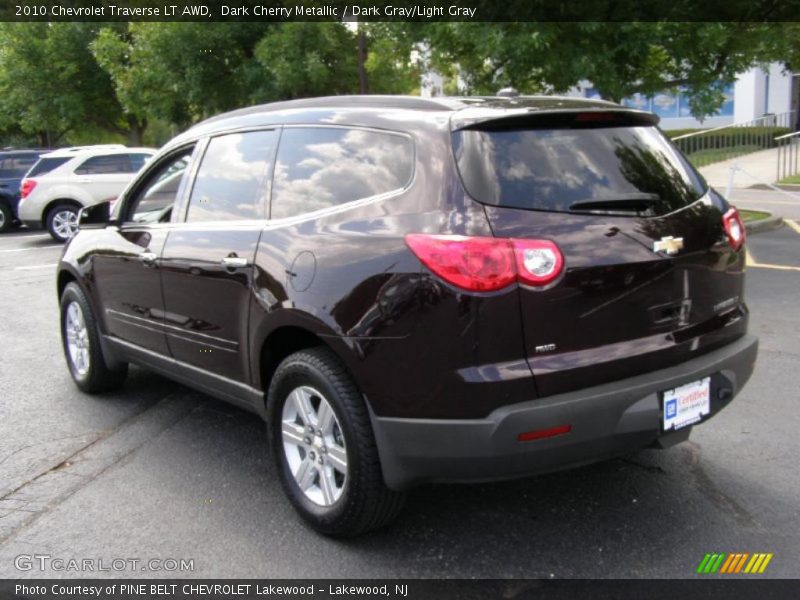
[452,112,747,397]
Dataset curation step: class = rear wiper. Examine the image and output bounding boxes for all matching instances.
[569,193,660,213]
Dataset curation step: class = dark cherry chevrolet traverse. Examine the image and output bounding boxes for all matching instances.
[57,95,758,536]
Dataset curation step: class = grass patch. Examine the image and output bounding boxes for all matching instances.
[683,145,763,168]
[778,174,800,185]
[739,209,770,223]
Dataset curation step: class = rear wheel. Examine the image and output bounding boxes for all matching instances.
[0,202,12,233]
[267,347,405,537]
[60,282,127,393]
[47,203,80,242]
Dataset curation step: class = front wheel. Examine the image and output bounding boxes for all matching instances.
[60,282,128,393]
[47,204,80,242]
[267,347,405,537]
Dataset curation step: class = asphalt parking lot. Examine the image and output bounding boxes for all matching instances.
[0,208,798,579]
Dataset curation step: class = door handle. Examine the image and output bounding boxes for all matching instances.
[138,251,158,265]
[221,256,249,269]
[78,178,93,183]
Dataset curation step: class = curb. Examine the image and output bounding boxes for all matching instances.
[745,214,784,235]
[747,183,800,192]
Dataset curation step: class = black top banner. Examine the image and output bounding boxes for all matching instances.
[2,0,800,22]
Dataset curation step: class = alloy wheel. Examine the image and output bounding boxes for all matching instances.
[65,301,90,377]
[281,386,348,506]
[52,209,79,240]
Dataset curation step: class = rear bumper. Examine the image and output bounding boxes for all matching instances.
[372,334,758,490]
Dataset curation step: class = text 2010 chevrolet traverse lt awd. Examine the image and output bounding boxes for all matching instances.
[57,95,758,536]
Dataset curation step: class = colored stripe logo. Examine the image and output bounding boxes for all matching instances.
[697,552,773,574]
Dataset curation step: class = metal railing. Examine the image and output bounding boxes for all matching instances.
[671,111,796,169]
[776,131,800,182]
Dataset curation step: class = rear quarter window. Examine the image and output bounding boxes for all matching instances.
[26,156,71,177]
[452,125,706,216]
[270,127,414,220]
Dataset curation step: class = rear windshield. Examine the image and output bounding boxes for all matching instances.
[26,156,71,177]
[452,125,707,216]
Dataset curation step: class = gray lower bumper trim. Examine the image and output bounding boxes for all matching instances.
[372,335,758,490]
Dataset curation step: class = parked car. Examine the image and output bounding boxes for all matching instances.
[17,145,155,241]
[0,149,47,233]
[56,95,758,536]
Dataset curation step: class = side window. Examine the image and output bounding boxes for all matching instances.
[0,155,37,177]
[128,153,152,173]
[124,148,194,224]
[185,130,276,223]
[270,127,413,220]
[74,154,130,175]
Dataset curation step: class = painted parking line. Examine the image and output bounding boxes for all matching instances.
[12,263,57,271]
[1,232,50,239]
[784,219,800,235]
[0,245,61,253]
[744,219,800,272]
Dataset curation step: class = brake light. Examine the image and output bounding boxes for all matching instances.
[20,178,36,200]
[404,234,564,292]
[722,207,745,251]
[574,112,618,122]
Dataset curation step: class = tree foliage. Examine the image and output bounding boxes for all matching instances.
[0,21,795,146]
[93,23,271,131]
[0,22,128,145]
[423,22,792,118]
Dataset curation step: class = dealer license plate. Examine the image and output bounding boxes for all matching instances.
[662,377,711,431]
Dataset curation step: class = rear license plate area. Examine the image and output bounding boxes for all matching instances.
[661,377,711,432]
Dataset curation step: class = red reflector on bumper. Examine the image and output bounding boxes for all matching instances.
[517,424,572,442]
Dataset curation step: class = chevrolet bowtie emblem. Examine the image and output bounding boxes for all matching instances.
[653,236,684,255]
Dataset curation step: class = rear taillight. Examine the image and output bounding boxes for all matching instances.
[20,179,36,200]
[722,207,745,251]
[404,234,564,292]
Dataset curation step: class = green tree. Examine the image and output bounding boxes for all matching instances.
[0,22,130,146]
[93,22,271,133]
[423,22,789,119]
[254,23,359,99]
[253,22,420,100]
[363,23,422,95]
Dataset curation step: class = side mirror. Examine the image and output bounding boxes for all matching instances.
[78,200,116,229]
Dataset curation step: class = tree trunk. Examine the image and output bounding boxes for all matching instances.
[357,28,369,94]
[126,119,147,146]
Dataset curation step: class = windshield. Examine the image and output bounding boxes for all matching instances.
[452,125,707,216]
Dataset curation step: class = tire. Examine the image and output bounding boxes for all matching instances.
[267,347,405,537]
[60,282,128,393]
[0,202,12,233]
[46,203,80,243]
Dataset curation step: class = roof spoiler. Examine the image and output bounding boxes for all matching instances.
[451,108,659,131]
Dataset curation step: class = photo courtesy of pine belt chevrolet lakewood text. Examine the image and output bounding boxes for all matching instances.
[56,95,758,536]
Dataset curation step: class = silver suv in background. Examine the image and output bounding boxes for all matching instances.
[18,145,155,241]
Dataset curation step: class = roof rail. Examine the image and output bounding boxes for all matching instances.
[57,144,127,153]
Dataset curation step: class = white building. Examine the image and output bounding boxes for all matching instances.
[572,63,797,130]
